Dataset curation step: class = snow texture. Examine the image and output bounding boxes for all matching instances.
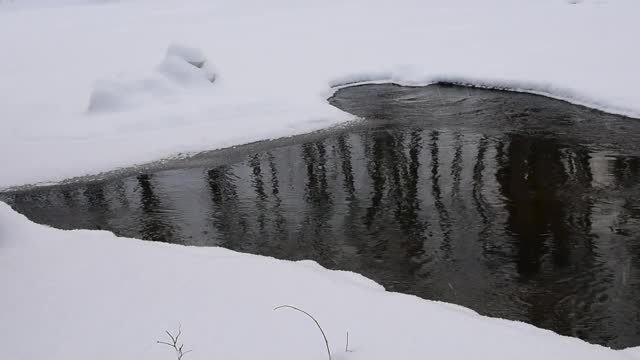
[1,0,639,190]
[0,0,122,10]
[88,43,215,113]
[1,201,639,360]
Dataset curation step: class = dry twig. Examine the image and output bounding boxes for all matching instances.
[157,326,192,360]
[274,305,332,360]
[345,331,351,352]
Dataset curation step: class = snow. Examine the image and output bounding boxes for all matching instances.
[2,1,640,358]
[0,0,116,8]
[165,43,209,69]
[1,201,638,360]
[625,348,640,359]
[87,43,216,112]
[1,0,640,190]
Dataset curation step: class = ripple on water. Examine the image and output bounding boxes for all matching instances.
[3,84,640,348]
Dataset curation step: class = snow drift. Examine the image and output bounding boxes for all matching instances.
[88,43,216,112]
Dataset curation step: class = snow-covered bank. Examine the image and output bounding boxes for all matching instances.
[0,201,638,360]
[1,0,640,189]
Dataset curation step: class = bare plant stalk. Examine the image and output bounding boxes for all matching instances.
[345,331,350,352]
[274,305,331,360]
[157,325,193,360]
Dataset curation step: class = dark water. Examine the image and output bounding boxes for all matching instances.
[4,84,640,348]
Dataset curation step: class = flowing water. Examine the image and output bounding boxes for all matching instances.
[4,84,640,348]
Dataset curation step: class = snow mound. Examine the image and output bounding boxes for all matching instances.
[163,43,216,83]
[87,43,216,113]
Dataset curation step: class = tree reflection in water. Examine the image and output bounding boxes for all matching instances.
[4,84,640,348]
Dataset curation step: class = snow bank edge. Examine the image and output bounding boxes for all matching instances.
[327,74,640,120]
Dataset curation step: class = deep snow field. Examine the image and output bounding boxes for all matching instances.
[2,0,640,359]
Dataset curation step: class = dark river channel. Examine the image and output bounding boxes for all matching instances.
[3,84,640,348]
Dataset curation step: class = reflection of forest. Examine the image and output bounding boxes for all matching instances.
[4,126,640,348]
[136,174,174,242]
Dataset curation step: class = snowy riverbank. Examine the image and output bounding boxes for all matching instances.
[2,0,640,358]
[2,202,640,360]
[1,0,640,189]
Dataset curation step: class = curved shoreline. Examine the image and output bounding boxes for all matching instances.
[4,80,639,193]
[328,76,640,120]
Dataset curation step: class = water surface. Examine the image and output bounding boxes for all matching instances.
[4,84,640,348]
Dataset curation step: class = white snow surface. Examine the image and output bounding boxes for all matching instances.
[1,0,640,189]
[1,201,639,360]
[87,43,216,112]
